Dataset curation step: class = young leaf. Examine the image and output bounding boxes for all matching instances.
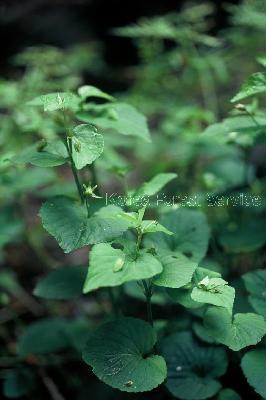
[40,197,130,253]
[83,243,163,293]
[18,318,69,356]
[28,92,80,112]
[204,306,266,351]
[152,252,197,289]
[82,317,167,392]
[191,278,235,314]
[71,124,104,170]
[161,331,227,400]
[140,220,173,235]
[242,269,266,317]
[168,267,221,308]
[78,85,115,101]
[133,173,177,197]
[241,350,266,398]
[231,72,266,102]
[34,266,87,299]
[77,103,151,142]
[145,208,210,262]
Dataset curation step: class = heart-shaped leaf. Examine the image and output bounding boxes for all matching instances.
[72,124,104,170]
[83,243,163,293]
[191,278,235,314]
[82,317,167,392]
[40,197,130,253]
[204,307,266,351]
[153,252,197,288]
[161,331,228,400]
[145,208,210,262]
[34,266,87,299]
[241,349,266,398]
[242,269,266,317]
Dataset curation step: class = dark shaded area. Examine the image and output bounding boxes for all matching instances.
[0,0,240,74]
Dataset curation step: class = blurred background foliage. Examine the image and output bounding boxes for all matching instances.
[0,0,266,399]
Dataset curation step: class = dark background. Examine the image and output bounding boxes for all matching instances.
[0,0,240,74]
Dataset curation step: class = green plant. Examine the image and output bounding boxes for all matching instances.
[2,66,265,399]
[1,2,266,399]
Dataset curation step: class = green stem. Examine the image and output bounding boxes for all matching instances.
[135,230,143,259]
[66,138,84,203]
[142,280,153,327]
[62,111,84,203]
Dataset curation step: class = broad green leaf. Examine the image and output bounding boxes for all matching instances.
[168,267,221,308]
[242,269,266,317]
[15,147,67,167]
[3,368,35,398]
[82,317,167,392]
[25,152,66,167]
[28,92,80,112]
[153,252,197,289]
[216,388,242,400]
[204,307,266,351]
[193,322,217,344]
[134,173,177,197]
[231,72,266,102]
[202,116,266,145]
[72,124,104,170]
[40,197,130,253]
[161,331,227,400]
[219,219,266,253]
[83,243,163,293]
[34,266,87,299]
[241,350,266,398]
[77,103,151,142]
[145,208,210,262]
[14,141,68,167]
[191,278,235,314]
[18,318,69,356]
[78,85,114,101]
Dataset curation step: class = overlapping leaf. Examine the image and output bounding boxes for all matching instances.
[204,306,266,351]
[34,266,87,299]
[161,331,227,400]
[40,197,130,253]
[242,269,266,317]
[83,243,163,293]
[153,252,197,288]
[145,208,210,262]
[241,350,266,398]
[82,317,167,392]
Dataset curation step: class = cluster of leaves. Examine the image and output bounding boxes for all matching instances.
[1,2,266,400]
